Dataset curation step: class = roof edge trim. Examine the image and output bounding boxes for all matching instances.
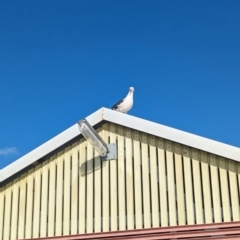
[102,108,240,162]
[0,108,104,183]
[1,107,239,183]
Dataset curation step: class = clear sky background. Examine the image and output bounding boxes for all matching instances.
[1,0,240,169]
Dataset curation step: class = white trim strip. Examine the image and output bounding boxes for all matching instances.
[0,124,79,182]
[102,108,240,162]
[1,107,239,183]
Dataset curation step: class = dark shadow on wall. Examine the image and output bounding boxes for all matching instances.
[80,157,107,176]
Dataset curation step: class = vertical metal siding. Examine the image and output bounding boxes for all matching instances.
[40,162,48,237]
[25,169,34,238]
[229,160,240,221]
[200,151,212,223]
[4,183,12,240]
[109,123,118,231]
[32,165,41,238]
[174,143,186,225]
[101,124,110,231]
[149,135,159,228]
[141,132,151,228]
[166,141,177,226]
[125,128,134,230]
[158,138,168,227]
[183,146,195,225]
[0,185,4,240]
[117,125,126,230]
[219,157,231,221]
[10,179,19,240]
[132,130,143,229]
[86,142,93,233]
[192,149,204,224]
[78,139,86,234]
[1,123,240,240]
[70,142,79,234]
[55,152,64,236]
[48,156,56,237]
[210,154,221,222]
[18,174,27,238]
[93,137,101,233]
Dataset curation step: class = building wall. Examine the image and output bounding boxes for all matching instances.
[0,122,240,240]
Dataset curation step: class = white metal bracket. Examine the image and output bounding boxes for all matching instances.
[101,143,117,161]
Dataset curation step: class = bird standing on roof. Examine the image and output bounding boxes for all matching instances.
[111,87,134,114]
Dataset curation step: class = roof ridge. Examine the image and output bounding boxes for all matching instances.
[1,107,239,183]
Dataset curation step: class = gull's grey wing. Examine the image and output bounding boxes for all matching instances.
[111,99,124,110]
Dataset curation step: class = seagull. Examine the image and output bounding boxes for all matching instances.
[111,87,134,114]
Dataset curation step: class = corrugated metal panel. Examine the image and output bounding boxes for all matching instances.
[183,146,195,224]
[200,151,212,223]
[3,183,12,240]
[166,140,176,226]
[33,165,41,238]
[1,122,240,239]
[102,124,110,231]
[19,221,240,239]
[25,169,34,238]
[93,136,101,233]
[175,143,185,225]
[149,135,159,228]
[229,160,240,221]
[125,128,134,230]
[40,162,49,237]
[158,138,168,227]
[117,125,126,230]
[79,139,86,234]
[48,156,56,237]
[0,186,4,240]
[132,129,143,229]
[70,142,79,234]
[141,132,151,228]
[210,154,222,222]
[10,178,19,239]
[109,123,117,231]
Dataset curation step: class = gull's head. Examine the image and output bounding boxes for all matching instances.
[129,87,134,93]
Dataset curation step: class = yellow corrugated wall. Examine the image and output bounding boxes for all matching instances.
[0,122,240,239]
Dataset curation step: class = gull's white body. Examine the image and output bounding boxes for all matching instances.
[111,87,134,114]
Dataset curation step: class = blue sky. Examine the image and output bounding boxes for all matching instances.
[1,0,240,169]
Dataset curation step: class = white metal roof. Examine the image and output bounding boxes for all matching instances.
[1,107,240,183]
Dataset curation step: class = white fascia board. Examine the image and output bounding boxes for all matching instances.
[0,124,79,182]
[0,108,104,183]
[102,108,240,162]
[85,108,104,125]
[1,107,239,183]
